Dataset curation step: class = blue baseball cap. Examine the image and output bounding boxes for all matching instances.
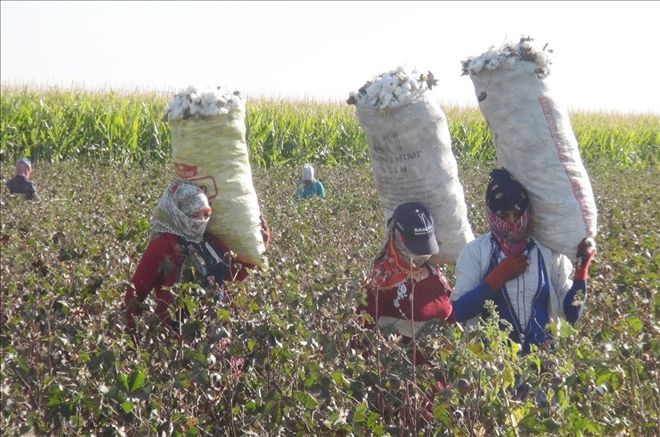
[389,202,439,255]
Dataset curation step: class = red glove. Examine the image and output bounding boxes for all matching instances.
[484,253,528,290]
[574,238,596,280]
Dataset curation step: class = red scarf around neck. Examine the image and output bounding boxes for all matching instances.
[365,237,416,289]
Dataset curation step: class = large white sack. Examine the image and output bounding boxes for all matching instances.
[349,68,474,263]
[164,86,267,268]
[463,38,597,258]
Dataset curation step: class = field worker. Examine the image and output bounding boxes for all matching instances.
[357,201,454,364]
[294,163,325,200]
[124,180,271,338]
[451,168,595,353]
[6,157,38,200]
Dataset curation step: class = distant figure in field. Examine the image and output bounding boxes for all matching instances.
[6,158,37,200]
[294,163,325,200]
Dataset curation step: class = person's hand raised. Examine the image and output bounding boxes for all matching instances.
[575,238,596,280]
[484,253,528,290]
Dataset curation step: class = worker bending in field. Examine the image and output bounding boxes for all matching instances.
[6,158,38,200]
[124,180,270,341]
[357,201,454,365]
[294,163,326,200]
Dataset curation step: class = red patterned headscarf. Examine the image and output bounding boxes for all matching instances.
[486,207,530,256]
[365,226,417,289]
[485,168,530,256]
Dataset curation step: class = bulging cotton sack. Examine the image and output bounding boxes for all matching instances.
[348,67,474,262]
[462,37,597,258]
[164,86,267,268]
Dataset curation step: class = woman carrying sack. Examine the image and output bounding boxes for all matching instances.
[451,168,595,353]
[357,202,455,365]
[124,180,270,340]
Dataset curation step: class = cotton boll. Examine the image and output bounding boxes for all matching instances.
[210,372,222,390]
[469,58,486,74]
[226,94,242,111]
[190,102,203,116]
[206,353,217,366]
[535,51,550,67]
[200,91,218,106]
[485,57,501,70]
[381,79,396,93]
[366,82,381,98]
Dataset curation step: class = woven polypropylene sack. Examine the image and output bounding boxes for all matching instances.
[468,59,597,258]
[356,92,474,262]
[169,113,267,268]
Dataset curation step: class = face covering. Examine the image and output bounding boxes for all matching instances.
[15,162,31,178]
[394,231,431,267]
[366,230,428,289]
[486,207,530,256]
[150,181,210,243]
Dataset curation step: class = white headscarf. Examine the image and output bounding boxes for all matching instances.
[150,180,210,243]
[301,163,315,182]
[15,158,32,178]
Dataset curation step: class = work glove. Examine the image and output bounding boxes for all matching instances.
[574,238,596,280]
[484,253,528,290]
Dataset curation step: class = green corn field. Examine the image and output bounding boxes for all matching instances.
[1,86,657,168]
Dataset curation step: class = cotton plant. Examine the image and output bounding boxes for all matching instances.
[461,36,553,78]
[347,66,438,110]
[163,85,245,121]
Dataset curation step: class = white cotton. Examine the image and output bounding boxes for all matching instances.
[164,85,244,121]
[348,66,435,110]
[462,36,553,77]
[365,82,381,98]
[535,51,549,68]
[380,93,393,107]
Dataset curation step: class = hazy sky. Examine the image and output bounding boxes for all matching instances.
[2,1,658,114]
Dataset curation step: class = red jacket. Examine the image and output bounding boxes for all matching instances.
[360,264,454,328]
[124,233,251,329]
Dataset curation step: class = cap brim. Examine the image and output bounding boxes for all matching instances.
[405,234,440,256]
